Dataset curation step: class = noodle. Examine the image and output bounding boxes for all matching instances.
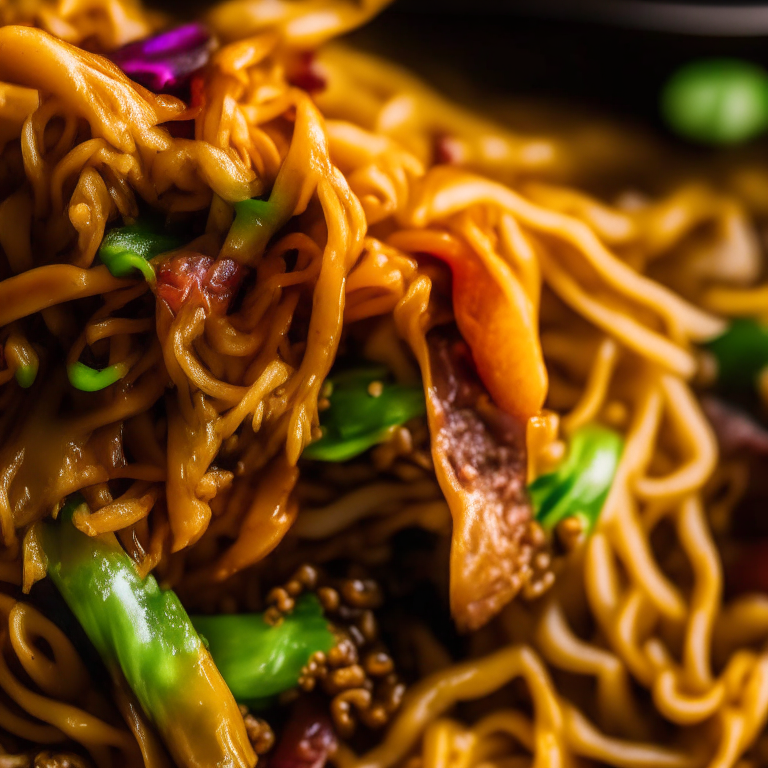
[0,0,767,766]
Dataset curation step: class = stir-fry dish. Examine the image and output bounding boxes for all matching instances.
[3,0,768,766]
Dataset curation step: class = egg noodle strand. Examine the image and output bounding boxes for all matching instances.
[0,0,768,766]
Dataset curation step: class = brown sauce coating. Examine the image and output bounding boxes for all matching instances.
[426,326,544,631]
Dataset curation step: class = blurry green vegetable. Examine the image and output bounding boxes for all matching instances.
[661,58,768,145]
[41,497,255,768]
[705,318,768,392]
[192,594,335,705]
[67,360,129,392]
[529,424,623,534]
[303,366,427,462]
[98,219,183,281]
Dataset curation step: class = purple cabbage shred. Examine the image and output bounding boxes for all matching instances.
[109,23,213,95]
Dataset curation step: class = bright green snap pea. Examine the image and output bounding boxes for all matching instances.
[661,59,768,145]
[192,594,335,706]
[705,318,768,392]
[303,366,427,462]
[98,219,183,280]
[529,424,623,534]
[67,361,129,392]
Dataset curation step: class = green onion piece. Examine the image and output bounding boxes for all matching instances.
[102,250,157,282]
[529,424,623,534]
[191,594,335,705]
[4,334,39,389]
[661,59,768,145]
[67,361,129,392]
[221,198,279,265]
[41,497,255,768]
[13,362,37,388]
[705,318,768,392]
[230,199,274,234]
[303,366,427,462]
[98,219,184,280]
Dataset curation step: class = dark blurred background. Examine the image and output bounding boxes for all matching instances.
[156,0,768,140]
[345,0,768,140]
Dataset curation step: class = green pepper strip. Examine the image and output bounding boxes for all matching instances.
[303,366,427,462]
[529,424,624,534]
[192,594,335,707]
[67,361,129,392]
[221,196,290,265]
[41,498,255,768]
[705,318,768,392]
[98,219,184,281]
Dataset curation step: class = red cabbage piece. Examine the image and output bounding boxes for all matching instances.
[109,23,214,95]
[287,52,327,94]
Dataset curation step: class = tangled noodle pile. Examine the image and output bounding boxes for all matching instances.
[2,0,768,766]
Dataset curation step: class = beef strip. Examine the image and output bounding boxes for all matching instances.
[426,325,544,632]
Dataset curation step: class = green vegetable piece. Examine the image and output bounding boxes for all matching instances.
[98,219,183,280]
[661,58,768,145]
[529,424,623,534]
[4,334,39,389]
[41,498,254,768]
[230,199,274,234]
[67,361,129,392]
[303,366,427,462]
[221,198,281,265]
[192,593,335,705]
[42,497,203,718]
[705,318,768,392]
[14,362,37,388]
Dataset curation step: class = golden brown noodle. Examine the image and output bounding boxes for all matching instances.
[0,0,768,766]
